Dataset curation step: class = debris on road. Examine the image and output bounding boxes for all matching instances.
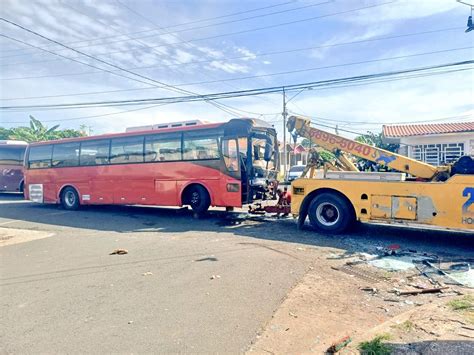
[397,287,449,296]
[326,335,352,353]
[142,272,153,276]
[210,275,221,280]
[109,248,128,255]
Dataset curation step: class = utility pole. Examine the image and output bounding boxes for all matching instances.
[282,87,288,177]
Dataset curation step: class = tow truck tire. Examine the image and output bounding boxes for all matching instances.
[187,185,210,213]
[308,192,354,233]
[61,187,80,211]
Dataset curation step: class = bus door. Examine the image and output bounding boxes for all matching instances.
[222,137,247,204]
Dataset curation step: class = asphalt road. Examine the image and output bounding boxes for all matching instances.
[1,193,473,353]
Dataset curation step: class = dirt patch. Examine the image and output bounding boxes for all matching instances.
[0,227,54,247]
[249,251,473,354]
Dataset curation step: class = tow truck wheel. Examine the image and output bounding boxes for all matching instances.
[308,192,354,233]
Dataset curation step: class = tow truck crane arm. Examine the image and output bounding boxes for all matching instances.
[287,115,451,181]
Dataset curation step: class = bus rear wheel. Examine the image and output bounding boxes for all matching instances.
[61,187,80,210]
[308,192,354,233]
[186,185,210,213]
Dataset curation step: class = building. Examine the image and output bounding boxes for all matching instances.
[383,122,474,166]
[279,142,309,172]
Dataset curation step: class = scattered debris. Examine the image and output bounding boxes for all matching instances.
[289,312,298,318]
[361,287,378,294]
[109,248,128,255]
[128,320,133,324]
[397,287,449,296]
[142,272,153,276]
[332,265,385,283]
[210,275,221,280]
[369,255,431,271]
[327,335,352,353]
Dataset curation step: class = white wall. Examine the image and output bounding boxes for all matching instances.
[400,131,474,165]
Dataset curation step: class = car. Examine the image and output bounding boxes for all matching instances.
[287,165,305,183]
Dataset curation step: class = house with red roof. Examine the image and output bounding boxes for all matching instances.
[383,122,474,166]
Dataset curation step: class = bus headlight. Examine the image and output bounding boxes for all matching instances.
[226,183,240,192]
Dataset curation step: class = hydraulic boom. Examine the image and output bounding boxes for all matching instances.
[287,115,451,181]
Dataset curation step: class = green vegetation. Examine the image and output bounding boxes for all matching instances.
[448,295,474,311]
[1,116,87,142]
[355,131,399,152]
[358,334,392,355]
[391,320,415,333]
[448,295,474,324]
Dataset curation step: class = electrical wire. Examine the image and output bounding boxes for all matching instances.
[2,60,472,113]
[0,1,394,66]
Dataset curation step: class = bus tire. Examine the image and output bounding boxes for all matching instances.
[308,192,354,234]
[186,185,210,213]
[61,187,80,211]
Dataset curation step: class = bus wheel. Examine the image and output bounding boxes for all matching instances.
[61,187,80,210]
[187,185,210,213]
[308,192,354,234]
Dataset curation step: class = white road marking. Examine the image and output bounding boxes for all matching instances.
[0,220,19,226]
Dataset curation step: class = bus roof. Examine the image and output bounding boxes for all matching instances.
[28,118,275,146]
[0,140,28,146]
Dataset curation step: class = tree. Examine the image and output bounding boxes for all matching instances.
[355,131,399,152]
[3,116,87,142]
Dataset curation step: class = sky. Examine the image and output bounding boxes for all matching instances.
[0,0,473,139]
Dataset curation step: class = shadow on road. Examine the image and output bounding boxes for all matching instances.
[1,193,473,255]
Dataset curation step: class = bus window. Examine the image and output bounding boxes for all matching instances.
[28,145,52,169]
[80,140,110,166]
[145,135,182,162]
[183,136,219,160]
[52,142,80,167]
[222,139,238,172]
[110,136,144,164]
[0,146,25,165]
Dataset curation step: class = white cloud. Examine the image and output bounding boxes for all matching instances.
[348,0,463,24]
[262,60,272,65]
[235,47,257,61]
[208,61,249,74]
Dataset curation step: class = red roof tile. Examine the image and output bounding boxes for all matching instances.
[383,122,474,138]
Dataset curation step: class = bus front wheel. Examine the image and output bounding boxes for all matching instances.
[61,187,80,210]
[186,185,210,213]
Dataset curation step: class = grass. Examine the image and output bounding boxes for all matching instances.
[358,334,392,355]
[448,295,474,311]
[391,320,415,333]
[448,295,474,324]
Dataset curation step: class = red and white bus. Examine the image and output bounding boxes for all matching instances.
[1,140,28,193]
[24,118,279,212]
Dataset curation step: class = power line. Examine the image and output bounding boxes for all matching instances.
[0,1,394,67]
[0,0,331,60]
[1,26,462,82]
[0,0,298,56]
[2,43,470,97]
[0,17,250,118]
[2,60,471,114]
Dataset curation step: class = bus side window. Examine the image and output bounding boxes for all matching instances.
[223,139,238,172]
[145,134,182,162]
[28,145,52,169]
[52,142,80,167]
[110,136,144,164]
[183,137,219,160]
[80,140,111,166]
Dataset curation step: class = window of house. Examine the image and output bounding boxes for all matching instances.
[110,136,144,164]
[145,134,182,162]
[52,142,80,167]
[412,143,464,166]
[80,140,110,166]
[28,145,53,169]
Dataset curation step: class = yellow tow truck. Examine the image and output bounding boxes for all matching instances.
[287,116,474,233]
